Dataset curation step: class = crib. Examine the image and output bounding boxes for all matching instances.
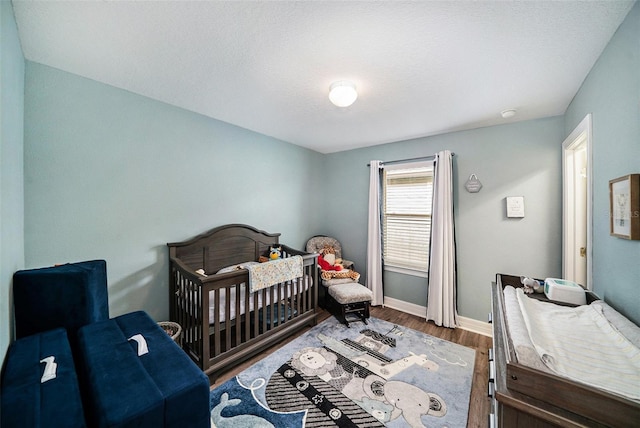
[167,224,318,382]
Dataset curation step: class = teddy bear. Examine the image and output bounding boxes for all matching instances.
[318,245,360,282]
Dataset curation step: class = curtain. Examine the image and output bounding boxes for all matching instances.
[366,160,384,306]
[426,150,458,328]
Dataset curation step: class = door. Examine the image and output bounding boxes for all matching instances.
[562,114,592,289]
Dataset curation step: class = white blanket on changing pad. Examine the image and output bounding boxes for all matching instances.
[516,288,640,401]
[246,256,303,293]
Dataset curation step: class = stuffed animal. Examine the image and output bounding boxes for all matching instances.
[269,246,282,260]
[318,245,344,269]
[317,245,360,282]
[318,253,342,271]
[521,276,543,294]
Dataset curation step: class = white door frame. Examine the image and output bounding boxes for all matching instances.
[562,114,592,289]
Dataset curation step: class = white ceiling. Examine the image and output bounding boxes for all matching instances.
[12,1,634,154]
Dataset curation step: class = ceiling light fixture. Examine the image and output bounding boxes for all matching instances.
[329,81,358,107]
[501,109,517,119]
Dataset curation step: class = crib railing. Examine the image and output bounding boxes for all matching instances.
[169,247,317,380]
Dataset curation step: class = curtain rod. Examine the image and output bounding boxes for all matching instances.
[367,153,455,167]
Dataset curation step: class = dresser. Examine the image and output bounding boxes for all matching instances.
[488,274,638,428]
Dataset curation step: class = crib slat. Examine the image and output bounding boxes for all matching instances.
[234,283,241,349]
[213,288,221,359]
[225,285,231,352]
[243,283,250,341]
[201,281,209,367]
[252,292,259,339]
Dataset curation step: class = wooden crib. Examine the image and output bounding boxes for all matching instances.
[167,224,318,382]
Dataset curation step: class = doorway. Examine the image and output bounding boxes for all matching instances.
[562,114,592,289]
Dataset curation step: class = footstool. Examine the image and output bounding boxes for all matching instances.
[1,328,86,428]
[77,311,210,428]
[328,283,372,327]
[13,259,109,350]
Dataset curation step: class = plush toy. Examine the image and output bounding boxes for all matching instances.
[318,245,344,270]
[521,276,543,294]
[317,245,360,282]
[269,246,282,260]
[318,254,342,271]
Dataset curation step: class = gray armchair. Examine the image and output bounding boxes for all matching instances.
[305,235,371,325]
[305,235,354,271]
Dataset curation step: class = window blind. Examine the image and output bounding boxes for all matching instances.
[383,166,433,272]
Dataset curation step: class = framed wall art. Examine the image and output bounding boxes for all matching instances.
[609,174,640,240]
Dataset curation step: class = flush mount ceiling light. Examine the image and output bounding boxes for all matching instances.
[329,81,358,107]
[501,109,517,119]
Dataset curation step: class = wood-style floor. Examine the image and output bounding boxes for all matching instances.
[210,306,493,428]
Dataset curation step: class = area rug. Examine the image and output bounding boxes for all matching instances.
[209,316,475,428]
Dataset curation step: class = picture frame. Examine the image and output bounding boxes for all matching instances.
[609,174,640,240]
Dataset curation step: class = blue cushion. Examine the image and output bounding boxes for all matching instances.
[1,328,86,428]
[115,311,210,427]
[13,260,109,345]
[77,317,164,428]
[77,311,209,428]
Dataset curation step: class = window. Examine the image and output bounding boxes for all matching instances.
[383,162,433,276]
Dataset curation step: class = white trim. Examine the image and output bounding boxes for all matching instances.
[562,113,593,290]
[457,316,493,337]
[383,296,425,317]
[384,265,428,278]
[383,296,492,337]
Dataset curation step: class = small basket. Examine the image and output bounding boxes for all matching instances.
[158,321,182,344]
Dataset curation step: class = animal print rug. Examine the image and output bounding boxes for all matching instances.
[209,316,475,427]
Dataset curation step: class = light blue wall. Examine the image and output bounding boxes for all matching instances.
[7,2,638,355]
[24,62,324,321]
[1,1,25,361]
[322,117,565,321]
[564,2,640,325]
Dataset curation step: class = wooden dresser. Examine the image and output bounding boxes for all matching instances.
[488,274,639,427]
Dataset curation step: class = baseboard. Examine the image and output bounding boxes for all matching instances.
[382,296,492,337]
[382,296,426,318]
[457,316,492,337]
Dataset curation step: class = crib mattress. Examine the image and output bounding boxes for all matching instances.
[208,276,312,324]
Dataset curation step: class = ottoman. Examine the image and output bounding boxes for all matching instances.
[77,311,209,428]
[1,328,86,428]
[13,260,109,348]
[328,283,373,327]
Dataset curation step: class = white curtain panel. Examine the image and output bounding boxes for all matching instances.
[366,160,384,306]
[426,150,458,328]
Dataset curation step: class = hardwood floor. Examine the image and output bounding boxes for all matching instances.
[210,306,493,428]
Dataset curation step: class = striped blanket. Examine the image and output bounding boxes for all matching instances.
[246,256,303,293]
[516,288,640,401]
